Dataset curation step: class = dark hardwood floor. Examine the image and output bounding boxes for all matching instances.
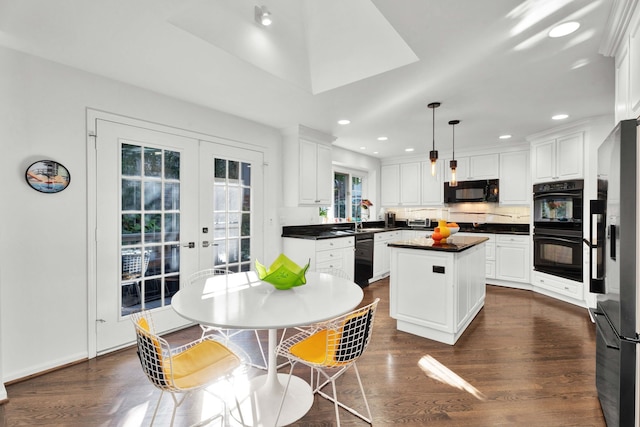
[1,279,606,426]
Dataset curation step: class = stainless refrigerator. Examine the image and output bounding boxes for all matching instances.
[587,119,639,427]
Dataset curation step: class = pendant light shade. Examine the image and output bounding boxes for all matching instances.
[449,120,460,187]
[428,102,441,176]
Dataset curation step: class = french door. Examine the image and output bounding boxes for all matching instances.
[198,142,264,272]
[94,119,264,354]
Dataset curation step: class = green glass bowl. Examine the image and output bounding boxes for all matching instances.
[255,254,310,290]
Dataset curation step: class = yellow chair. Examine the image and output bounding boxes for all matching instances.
[131,310,247,426]
[188,269,268,370]
[275,298,380,426]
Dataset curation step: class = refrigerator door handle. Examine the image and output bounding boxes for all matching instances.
[608,224,616,260]
[594,312,620,350]
[588,199,605,293]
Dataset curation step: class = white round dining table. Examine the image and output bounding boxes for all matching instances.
[171,270,364,426]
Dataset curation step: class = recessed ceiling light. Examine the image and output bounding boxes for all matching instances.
[549,21,580,38]
[499,134,512,140]
[552,114,569,120]
[373,151,379,154]
[405,148,414,152]
[360,146,366,150]
[377,136,388,141]
[337,119,350,125]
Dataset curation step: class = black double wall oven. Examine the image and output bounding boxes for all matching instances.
[532,179,584,282]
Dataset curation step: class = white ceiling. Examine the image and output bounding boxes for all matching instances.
[0,0,615,158]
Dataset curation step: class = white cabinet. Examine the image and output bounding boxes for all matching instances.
[531,132,583,183]
[421,160,444,205]
[495,234,530,284]
[499,151,530,205]
[533,271,582,302]
[299,139,333,205]
[389,242,486,345]
[282,125,335,206]
[447,154,499,181]
[380,164,400,206]
[381,162,421,206]
[458,232,494,279]
[283,236,355,281]
[373,231,401,280]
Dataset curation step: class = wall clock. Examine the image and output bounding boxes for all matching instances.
[25,160,71,193]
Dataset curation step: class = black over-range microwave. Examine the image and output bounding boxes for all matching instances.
[444,179,499,203]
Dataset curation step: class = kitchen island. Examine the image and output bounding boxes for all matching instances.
[389,236,488,345]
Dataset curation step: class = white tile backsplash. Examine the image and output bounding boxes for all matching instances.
[389,204,530,224]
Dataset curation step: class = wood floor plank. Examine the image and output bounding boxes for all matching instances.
[1,281,606,426]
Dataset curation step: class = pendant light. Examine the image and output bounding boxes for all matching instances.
[448,119,460,187]
[428,102,441,176]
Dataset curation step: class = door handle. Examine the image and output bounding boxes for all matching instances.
[588,199,605,294]
[202,241,210,248]
[182,242,195,249]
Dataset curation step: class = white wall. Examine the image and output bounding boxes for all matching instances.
[0,46,283,383]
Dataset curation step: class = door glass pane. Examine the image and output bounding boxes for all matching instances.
[144,181,162,210]
[164,213,180,241]
[164,151,180,179]
[211,158,252,272]
[144,213,162,243]
[144,147,162,177]
[164,182,180,210]
[122,144,141,176]
[121,142,182,316]
[122,180,141,210]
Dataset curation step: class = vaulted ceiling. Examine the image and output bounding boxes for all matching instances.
[0,0,615,157]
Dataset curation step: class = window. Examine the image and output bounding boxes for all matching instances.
[333,169,368,221]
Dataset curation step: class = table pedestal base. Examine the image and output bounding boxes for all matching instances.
[233,373,313,426]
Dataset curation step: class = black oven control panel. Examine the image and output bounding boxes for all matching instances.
[533,179,583,193]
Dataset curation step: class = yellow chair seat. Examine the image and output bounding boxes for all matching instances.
[168,340,241,389]
[290,330,330,364]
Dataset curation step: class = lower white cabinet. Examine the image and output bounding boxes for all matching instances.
[495,234,530,284]
[532,271,583,302]
[372,231,401,280]
[389,242,486,345]
[457,232,495,279]
[283,237,355,281]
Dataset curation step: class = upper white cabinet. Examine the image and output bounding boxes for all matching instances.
[299,139,332,205]
[531,132,583,183]
[283,125,336,206]
[499,150,530,205]
[381,162,421,206]
[447,154,499,181]
[606,3,640,121]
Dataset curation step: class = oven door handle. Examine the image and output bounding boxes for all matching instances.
[588,199,605,294]
[533,191,580,199]
[533,235,581,244]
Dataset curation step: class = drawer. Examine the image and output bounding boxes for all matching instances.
[496,234,529,245]
[316,237,354,251]
[534,272,581,298]
[316,249,341,263]
[316,258,344,270]
[374,231,400,242]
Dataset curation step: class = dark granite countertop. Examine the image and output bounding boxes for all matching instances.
[387,236,490,252]
[282,221,529,240]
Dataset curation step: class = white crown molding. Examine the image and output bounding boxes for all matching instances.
[600,0,639,57]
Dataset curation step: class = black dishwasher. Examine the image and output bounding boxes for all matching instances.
[354,233,374,287]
